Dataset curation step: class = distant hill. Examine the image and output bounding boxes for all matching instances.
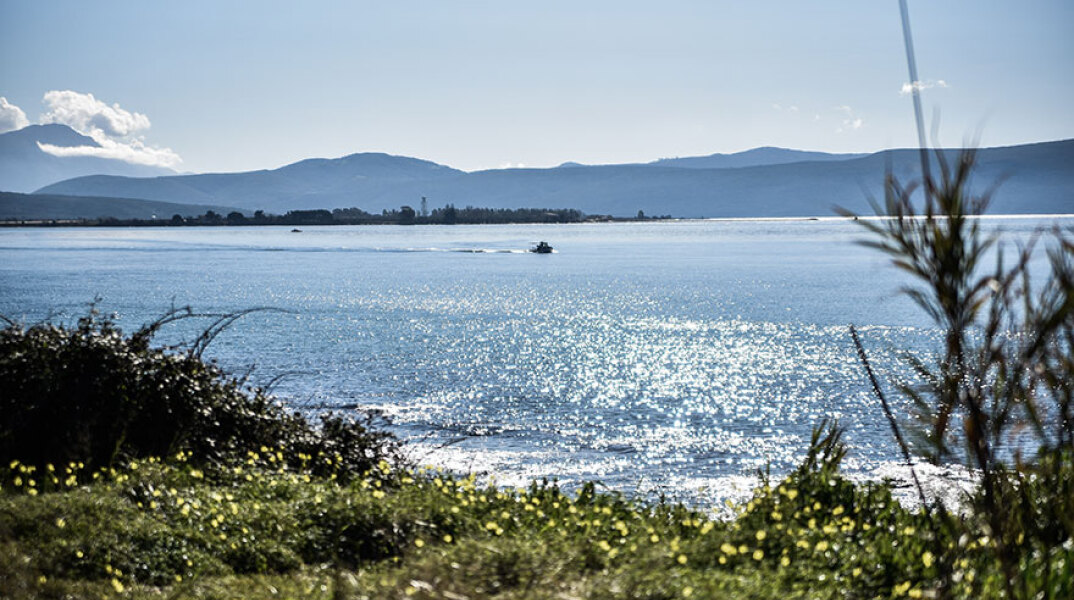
[0,124,176,192]
[0,191,240,221]
[38,152,464,214]
[647,147,866,169]
[34,140,1074,218]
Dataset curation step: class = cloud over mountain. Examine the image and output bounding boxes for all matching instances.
[0,97,30,134]
[36,90,181,168]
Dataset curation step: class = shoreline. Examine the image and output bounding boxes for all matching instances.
[2,213,1072,228]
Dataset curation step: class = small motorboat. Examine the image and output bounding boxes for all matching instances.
[291,228,302,233]
[530,241,553,254]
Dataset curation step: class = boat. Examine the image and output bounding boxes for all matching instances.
[291,228,302,233]
[530,241,553,254]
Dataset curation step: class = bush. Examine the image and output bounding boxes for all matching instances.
[844,148,1074,599]
[0,306,401,477]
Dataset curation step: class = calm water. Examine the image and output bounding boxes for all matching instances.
[1,217,1066,505]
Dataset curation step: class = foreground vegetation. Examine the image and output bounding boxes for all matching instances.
[6,424,1065,599]
[1,149,1071,598]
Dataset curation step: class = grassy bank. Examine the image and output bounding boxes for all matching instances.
[3,427,1043,600]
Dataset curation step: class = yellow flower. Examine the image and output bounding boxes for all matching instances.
[443,534,453,543]
[414,539,425,548]
[893,581,911,596]
[677,554,688,565]
[111,578,125,593]
[755,530,766,541]
[780,556,790,567]
[682,587,693,597]
[55,518,66,528]
[815,540,829,552]
[922,551,934,568]
[752,549,764,561]
[720,542,737,555]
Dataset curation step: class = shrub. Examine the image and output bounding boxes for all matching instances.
[844,148,1074,599]
[0,306,401,477]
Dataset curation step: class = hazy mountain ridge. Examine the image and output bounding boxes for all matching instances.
[646,146,868,169]
[0,124,176,193]
[0,191,240,221]
[30,139,1074,218]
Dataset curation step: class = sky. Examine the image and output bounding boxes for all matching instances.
[1,0,1072,174]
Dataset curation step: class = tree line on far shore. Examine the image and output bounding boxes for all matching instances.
[98,204,635,227]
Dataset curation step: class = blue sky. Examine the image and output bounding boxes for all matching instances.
[1,0,1071,173]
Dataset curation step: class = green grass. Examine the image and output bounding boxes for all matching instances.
[5,426,1066,599]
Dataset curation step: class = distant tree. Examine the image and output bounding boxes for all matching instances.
[170,214,184,225]
[253,210,266,221]
[399,205,416,224]
[281,209,333,225]
[226,211,246,225]
[440,204,457,225]
[202,210,222,224]
[637,210,646,219]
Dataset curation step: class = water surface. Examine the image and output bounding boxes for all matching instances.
[1,217,1065,505]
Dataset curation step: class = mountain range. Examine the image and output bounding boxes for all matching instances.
[0,124,176,193]
[3,124,1071,218]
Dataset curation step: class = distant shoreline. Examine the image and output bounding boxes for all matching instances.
[2,213,1071,228]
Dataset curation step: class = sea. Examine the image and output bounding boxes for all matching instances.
[1,216,1068,508]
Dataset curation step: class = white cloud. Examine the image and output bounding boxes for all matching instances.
[0,97,30,133]
[899,79,949,95]
[36,90,181,168]
[40,90,150,137]
[835,105,864,133]
[38,138,182,167]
